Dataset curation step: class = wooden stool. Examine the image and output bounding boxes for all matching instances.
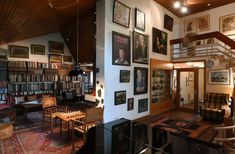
[0,124,14,140]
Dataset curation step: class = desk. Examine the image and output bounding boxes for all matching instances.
[17,103,42,119]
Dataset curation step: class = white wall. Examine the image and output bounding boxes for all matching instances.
[97,0,180,122]
[0,32,74,64]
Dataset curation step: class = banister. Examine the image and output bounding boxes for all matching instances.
[170,31,235,49]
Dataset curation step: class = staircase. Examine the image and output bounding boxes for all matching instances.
[170,31,235,67]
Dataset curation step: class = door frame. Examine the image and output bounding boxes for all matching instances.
[176,68,199,113]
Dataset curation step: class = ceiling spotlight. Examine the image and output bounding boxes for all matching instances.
[181,6,188,13]
[207,3,211,6]
[174,1,181,9]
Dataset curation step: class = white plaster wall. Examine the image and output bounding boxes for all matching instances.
[0,32,74,63]
[100,0,180,122]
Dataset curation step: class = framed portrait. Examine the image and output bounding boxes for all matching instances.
[220,13,235,35]
[208,69,230,85]
[49,41,64,54]
[49,54,62,63]
[120,70,130,83]
[112,31,130,66]
[127,98,134,111]
[114,90,126,105]
[152,27,167,55]
[196,15,210,32]
[133,31,148,64]
[184,19,196,35]
[164,14,174,31]
[138,98,148,113]
[135,8,145,31]
[9,45,29,58]
[63,55,73,63]
[31,44,45,55]
[0,48,7,60]
[113,0,131,28]
[134,67,148,95]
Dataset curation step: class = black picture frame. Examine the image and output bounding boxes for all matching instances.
[113,0,131,28]
[134,67,148,95]
[138,98,148,113]
[49,41,64,54]
[112,31,130,66]
[63,55,73,63]
[164,14,174,31]
[114,90,126,105]
[127,98,134,111]
[133,31,148,64]
[135,8,145,31]
[152,27,168,55]
[9,45,29,58]
[31,44,45,55]
[120,70,130,83]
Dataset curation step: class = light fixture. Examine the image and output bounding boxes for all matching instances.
[181,6,188,13]
[173,1,181,8]
[173,0,188,14]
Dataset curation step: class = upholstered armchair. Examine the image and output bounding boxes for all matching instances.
[42,96,68,134]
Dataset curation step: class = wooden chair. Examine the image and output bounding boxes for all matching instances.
[42,96,68,134]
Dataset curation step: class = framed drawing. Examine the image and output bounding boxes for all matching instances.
[49,54,62,63]
[134,67,148,95]
[138,98,148,113]
[31,44,45,55]
[120,70,130,83]
[208,69,230,85]
[113,0,131,28]
[114,90,126,105]
[220,13,235,35]
[184,19,196,35]
[152,27,167,55]
[164,14,174,31]
[49,41,64,54]
[196,15,210,32]
[9,45,29,58]
[133,31,148,64]
[135,8,145,31]
[112,31,130,66]
[63,55,73,63]
[127,98,134,111]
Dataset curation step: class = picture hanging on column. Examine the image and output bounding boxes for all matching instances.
[113,0,131,28]
[134,67,148,95]
[135,8,145,31]
[138,98,148,113]
[133,31,148,64]
[127,98,134,111]
[120,70,130,83]
[152,27,167,55]
[114,90,126,105]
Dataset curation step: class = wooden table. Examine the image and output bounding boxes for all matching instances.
[17,103,42,119]
[56,111,85,141]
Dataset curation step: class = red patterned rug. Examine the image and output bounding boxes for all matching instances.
[0,126,84,154]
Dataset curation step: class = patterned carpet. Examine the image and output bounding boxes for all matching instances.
[0,126,84,154]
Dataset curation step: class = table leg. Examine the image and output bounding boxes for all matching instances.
[60,119,62,137]
[67,121,70,142]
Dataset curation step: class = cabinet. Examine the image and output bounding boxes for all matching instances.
[151,69,171,103]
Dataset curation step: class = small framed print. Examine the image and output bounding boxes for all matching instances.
[184,19,196,35]
[220,13,235,35]
[49,41,64,54]
[31,44,45,55]
[49,54,62,63]
[135,8,145,31]
[63,55,73,63]
[114,90,126,105]
[138,98,148,113]
[196,15,210,32]
[120,70,130,83]
[113,1,131,28]
[127,98,134,111]
[9,45,29,58]
[208,69,230,85]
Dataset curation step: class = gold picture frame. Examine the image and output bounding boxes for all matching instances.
[196,15,210,32]
[220,13,235,35]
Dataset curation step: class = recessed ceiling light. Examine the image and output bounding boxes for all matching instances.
[208,3,211,6]
[174,1,181,9]
[181,6,188,13]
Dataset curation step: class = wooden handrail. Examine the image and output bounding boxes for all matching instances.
[170,31,235,49]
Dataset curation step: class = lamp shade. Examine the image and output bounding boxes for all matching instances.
[68,66,86,76]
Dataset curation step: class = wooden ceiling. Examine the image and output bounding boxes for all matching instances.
[154,0,235,17]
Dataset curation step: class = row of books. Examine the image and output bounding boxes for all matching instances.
[7,83,59,92]
[8,61,71,69]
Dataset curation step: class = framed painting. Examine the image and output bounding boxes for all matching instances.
[135,8,145,31]
[220,13,235,35]
[208,69,230,85]
[31,44,45,55]
[112,31,130,66]
[0,48,7,60]
[133,31,148,64]
[9,45,29,58]
[184,19,196,35]
[152,27,167,55]
[127,98,134,111]
[134,67,148,95]
[196,15,210,32]
[114,90,126,105]
[138,98,148,113]
[113,0,131,28]
[49,54,62,63]
[63,55,73,63]
[49,41,64,54]
[164,14,174,31]
[120,70,130,83]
